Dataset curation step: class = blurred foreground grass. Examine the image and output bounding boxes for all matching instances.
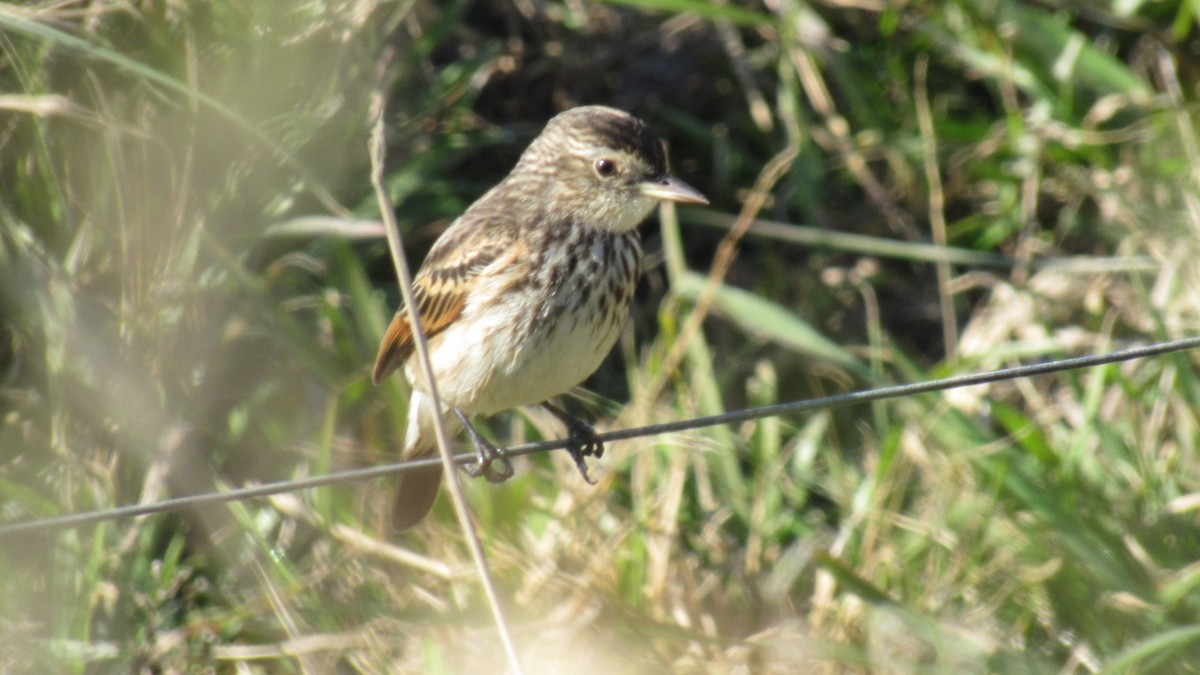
[3,0,1200,672]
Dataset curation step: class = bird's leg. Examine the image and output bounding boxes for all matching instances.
[453,409,514,483]
[542,402,603,485]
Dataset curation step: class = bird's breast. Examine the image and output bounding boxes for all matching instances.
[413,228,641,415]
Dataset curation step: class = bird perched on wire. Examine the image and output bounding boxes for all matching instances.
[374,105,708,531]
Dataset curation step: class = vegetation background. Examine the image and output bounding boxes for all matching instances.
[3,0,1200,672]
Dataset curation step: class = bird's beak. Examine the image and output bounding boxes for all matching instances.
[640,175,709,205]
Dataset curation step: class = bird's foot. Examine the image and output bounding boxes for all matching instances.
[454,410,514,483]
[543,403,604,485]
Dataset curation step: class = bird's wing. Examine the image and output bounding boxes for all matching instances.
[372,218,519,385]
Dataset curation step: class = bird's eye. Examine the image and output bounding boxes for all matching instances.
[594,158,617,177]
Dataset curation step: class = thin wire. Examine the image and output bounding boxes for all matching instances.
[2,336,1198,537]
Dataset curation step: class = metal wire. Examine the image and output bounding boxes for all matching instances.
[2,336,1197,536]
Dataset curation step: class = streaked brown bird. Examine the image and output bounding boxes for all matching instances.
[374,105,707,531]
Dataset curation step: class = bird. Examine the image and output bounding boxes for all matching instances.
[373,105,708,531]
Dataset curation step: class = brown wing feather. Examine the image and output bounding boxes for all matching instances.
[371,275,466,385]
[371,215,519,385]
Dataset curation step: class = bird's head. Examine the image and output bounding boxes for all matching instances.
[512,106,708,232]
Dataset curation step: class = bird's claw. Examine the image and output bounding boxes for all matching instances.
[565,424,604,485]
[462,438,514,483]
[544,403,604,484]
[455,409,514,483]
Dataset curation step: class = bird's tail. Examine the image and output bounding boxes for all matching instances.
[391,390,459,532]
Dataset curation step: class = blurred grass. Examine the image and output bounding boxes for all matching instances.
[4,0,1200,672]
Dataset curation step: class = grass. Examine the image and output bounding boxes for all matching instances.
[3,0,1200,672]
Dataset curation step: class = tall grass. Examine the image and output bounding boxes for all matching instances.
[2,0,1200,672]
